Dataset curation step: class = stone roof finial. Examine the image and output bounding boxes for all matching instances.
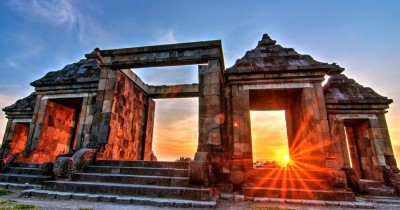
[327,63,345,76]
[258,34,276,46]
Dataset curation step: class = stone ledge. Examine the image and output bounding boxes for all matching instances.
[20,189,217,208]
[220,193,375,209]
[0,182,40,190]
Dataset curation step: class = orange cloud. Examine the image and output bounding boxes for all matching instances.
[152,98,198,161]
[250,111,289,164]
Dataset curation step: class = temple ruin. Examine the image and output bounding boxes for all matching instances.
[0,34,398,206]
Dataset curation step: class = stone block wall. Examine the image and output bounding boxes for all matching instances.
[103,71,150,160]
[26,101,76,162]
[326,113,397,181]
[144,98,156,160]
[286,84,330,168]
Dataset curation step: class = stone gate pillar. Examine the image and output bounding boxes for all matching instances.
[26,95,48,151]
[198,60,223,150]
[88,67,117,148]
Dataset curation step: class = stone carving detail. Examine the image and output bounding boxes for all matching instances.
[325,169,347,189]
[71,149,96,173]
[1,153,20,173]
[381,166,400,196]
[40,162,54,176]
[53,157,73,178]
[343,168,369,194]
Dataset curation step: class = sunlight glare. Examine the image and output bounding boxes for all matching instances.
[283,154,290,163]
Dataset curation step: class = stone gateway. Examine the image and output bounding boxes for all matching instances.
[0,34,398,205]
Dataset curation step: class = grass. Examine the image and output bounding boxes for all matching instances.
[0,199,38,210]
[0,189,12,196]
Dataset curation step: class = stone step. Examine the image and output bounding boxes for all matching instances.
[243,187,356,201]
[360,179,385,188]
[247,178,330,190]
[0,174,52,185]
[72,173,189,187]
[7,167,42,176]
[367,187,396,197]
[20,189,217,208]
[246,168,328,180]
[93,160,189,169]
[0,182,41,190]
[43,181,212,201]
[84,166,188,177]
[13,163,42,168]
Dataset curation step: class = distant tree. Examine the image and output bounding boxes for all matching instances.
[175,156,192,162]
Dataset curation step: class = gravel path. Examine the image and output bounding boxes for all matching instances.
[1,190,400,210]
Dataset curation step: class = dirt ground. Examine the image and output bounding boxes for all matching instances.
[1,190,400,210]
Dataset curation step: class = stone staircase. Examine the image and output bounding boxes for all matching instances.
[243,167,356,201]
[21,160,217,208]
[360,179,396,197]
[0,163,52,188]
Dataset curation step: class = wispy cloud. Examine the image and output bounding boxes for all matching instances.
[8,0,108,44]
[156,28,178,44]
[10,0,79,29]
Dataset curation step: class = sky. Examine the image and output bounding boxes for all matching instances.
[0,0,399,162]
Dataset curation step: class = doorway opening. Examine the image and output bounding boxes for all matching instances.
[343,119,371,179]
[6,122,29,159]
[152,98,198,161]
[31,98,82,162]
[250,110,290,168]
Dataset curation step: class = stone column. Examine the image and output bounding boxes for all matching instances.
[198,60,223,151]
[75,94,96,150]
[369,114,398,180]
[144,98,155,161]
[327,115,351,169]
[291,83,329,168]
[89,67,117,148]
[229,85,251,185]
[190,61,224,185]
[1,120,15,156]
[26,95,48,151]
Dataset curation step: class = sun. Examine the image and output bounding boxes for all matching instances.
[283,154,290,163]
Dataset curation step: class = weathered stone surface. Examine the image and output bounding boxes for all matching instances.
[226,34,334,73]
[2,93,36,113]
[324,74,392,106]
[30,59,100,87]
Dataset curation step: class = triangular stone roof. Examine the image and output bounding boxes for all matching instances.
[324,74,392,105]
[3,92,36,112]
[31,58,100,87]
[226,34,339,73]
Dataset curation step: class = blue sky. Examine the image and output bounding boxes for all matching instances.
[0,0,400,160]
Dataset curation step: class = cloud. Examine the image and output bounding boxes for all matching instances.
[10,0,79,29]
[156,28,178,44]
[152,98,198,161]
[8,0,108,45]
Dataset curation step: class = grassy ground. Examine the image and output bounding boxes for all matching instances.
[0,199,38,210]
[0,189,37,210]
